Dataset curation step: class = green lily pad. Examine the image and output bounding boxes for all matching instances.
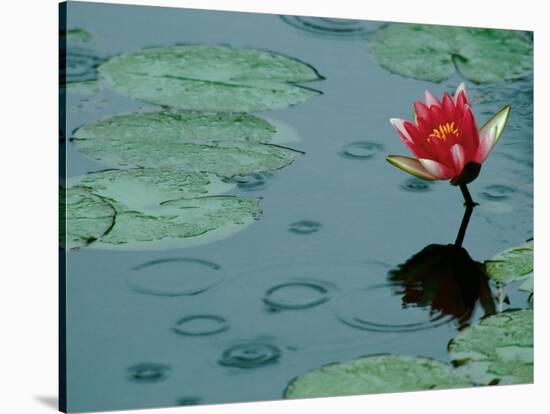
[73,111,301,177]
[98,45,323,112]
[64,80,101,96]
[368,24,533,83]
[95,195,261,250]
[448,310,533,385]
[519,273,534,294]
[284,354,471,399]
[60,186,116,250]
[485,240,533,284]
[69,169,234,211]
[66,169,261,250]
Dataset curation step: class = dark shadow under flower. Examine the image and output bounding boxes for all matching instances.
[388,244,495,329]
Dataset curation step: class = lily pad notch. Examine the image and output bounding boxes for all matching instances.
[98,44,325,112]
[368,24,533,83]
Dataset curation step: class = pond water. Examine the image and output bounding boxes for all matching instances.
[61,2,533,412]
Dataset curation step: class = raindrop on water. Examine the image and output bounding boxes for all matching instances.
[229,173,267,191]
[288,220,322,234]
[340,141,384,160]
[401,178,433,193]
[176,396,202,406]
[280,15,387,38]
[334,284,454,333]
[127,363,170,383]
[127,257,222,297]
[218,343,281,369]
[480,184,515,201]
[263,281,331,310]
[172,315,229,336]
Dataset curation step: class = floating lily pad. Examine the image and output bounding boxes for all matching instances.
[96,195,261,250]
[485,240,533,284]
[519,274,534,293]
[60,186,116,250]
[369,24,533,83]
[284,354,471,399]
[64,80,101,96]
[448,310,533,385]
[69,169,234,211]
[73,111,301,177]
[98,45,323,112]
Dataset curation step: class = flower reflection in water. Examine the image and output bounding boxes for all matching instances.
[388,244,495,329]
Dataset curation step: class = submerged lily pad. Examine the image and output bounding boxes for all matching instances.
[73,111,301,177]
[98,45,323,112]
[69,169,234,211]
[448,310,533,385]
[60,186,116,250]
[284,354,471,399]
[484,240,533,284]
[369,24,532,83]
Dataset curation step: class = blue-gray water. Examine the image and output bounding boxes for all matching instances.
[62,2,533,412]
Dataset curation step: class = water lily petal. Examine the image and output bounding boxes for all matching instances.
[450,143,466,173]
[386,155,438,180]
[441,92,457,120]
[424,89,441,107]
[478,104,511,144]
[453,82,469,105]
[474,125,498,163]
[389,118,413,142]
[418,158,455,180]
[413,102,430,122]
[458,105,480,157]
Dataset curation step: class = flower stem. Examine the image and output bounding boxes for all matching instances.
[455,184,477,247]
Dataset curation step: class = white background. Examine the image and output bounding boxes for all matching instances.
[0,0,548,413]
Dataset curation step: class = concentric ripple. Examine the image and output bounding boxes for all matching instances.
[480,184,515,201]
[218,343,281,369]
[127,257,222,297]
[60,48,106,83]
[340,141,384,160]
[263,281,330,310]
[127,363,170,383]
[280,15,387,38]
[334,284,454,333]
[288,220,322,235]
[228,173,269,192]
[172,315,229,336]
[401,178,433,193]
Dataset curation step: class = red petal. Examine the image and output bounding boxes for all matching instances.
[458,106,480,159]
[413,101,430,122]
[441,93,457,121]
[424,90,441,107]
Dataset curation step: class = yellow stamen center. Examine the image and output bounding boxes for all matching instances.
[428,122,459,142]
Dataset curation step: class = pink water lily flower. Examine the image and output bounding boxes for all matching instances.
[387,83,511,185]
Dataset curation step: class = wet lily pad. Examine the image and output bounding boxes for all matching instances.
[519,274,534,293]
[69,169,234,211]
[484,240,533,284]
[60,186,116,250]
[448,310,533,385]
[98,45,323,112]
[284,354,471,399]
[64,80,101,96]
[73,111,301,177]
[369,24,532,83]
[96,195,261,250]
